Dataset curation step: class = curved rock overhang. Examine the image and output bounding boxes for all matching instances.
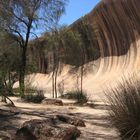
[26,0,140,98]
[83,0,140,75]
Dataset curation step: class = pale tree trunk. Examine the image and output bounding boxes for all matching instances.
[54,60,59,98]
[80,46,85,94]
[52,51,55,98]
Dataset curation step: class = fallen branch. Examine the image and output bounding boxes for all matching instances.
[1,93,15,106]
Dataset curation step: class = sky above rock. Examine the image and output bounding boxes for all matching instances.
[59,0,101,25]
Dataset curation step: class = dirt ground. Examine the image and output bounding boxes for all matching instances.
[0,97,120,140]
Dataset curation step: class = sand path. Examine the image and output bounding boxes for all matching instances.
[0,97,120,140]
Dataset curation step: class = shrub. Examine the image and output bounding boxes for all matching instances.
[61,90,88,104]
[23,90,45,103]
[105,77,140,139]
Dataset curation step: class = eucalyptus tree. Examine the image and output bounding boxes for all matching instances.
[44,27,61,98]
[44,26,85,98]
[0,0,68,96]
[43,26,69,98]
[0,33,20,104]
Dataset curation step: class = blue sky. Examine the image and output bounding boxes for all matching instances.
[59,0,101,25]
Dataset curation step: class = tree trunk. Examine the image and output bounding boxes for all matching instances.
[52,70,55,98]
[19,19,32,97]
[7,71,14,95]
[80,46,85,94]
[54,61,59,98]
[52,52,55,98]
[80,65,83,93]
[19,46,27,97]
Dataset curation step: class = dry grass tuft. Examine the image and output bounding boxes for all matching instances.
[105,76,140,139]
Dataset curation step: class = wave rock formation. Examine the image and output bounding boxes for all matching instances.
[28,0,140,99]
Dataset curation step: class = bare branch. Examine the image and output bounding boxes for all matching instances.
[30,31,39,39]
[10,10,28,27]
[7,26,24,47]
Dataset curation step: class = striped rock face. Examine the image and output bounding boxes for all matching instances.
[78,0,140,97]
[71,0,140,93]
[22,0,140,100]
[90,0,140,74]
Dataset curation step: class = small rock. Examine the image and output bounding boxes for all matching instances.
[42,99,63,106]
[56,114,86,127]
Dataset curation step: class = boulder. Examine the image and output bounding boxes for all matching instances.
[56,114,86,127]
[14,119,81,140]
[42,99,63,106]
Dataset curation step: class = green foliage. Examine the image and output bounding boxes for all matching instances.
[0,72,5,94]
[0,0,68,35]
[72,17,100,61]
[22,90,45,103]
[0,33,19,96]
[44,26,84,66]
[61,90,88,104]
[62,29,83,66]
[17,82,46,103]
[106,77,140,139]
[0,33,20,71]
[26,56,38,74]
[0,0,68,96]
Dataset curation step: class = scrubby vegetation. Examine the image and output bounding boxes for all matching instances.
[13,84,45,103]
[106,77,140,139]
[61,90,88,104]
[22,90,45,103]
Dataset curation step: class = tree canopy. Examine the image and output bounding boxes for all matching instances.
[0,0,68,96]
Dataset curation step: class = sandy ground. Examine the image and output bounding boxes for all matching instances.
[10,60,140,140]
[11,56,140,140]
[0,97,120,140]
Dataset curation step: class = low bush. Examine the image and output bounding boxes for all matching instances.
[61,90,88,104]
[23,90,45,103]
[105,77,140,139]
